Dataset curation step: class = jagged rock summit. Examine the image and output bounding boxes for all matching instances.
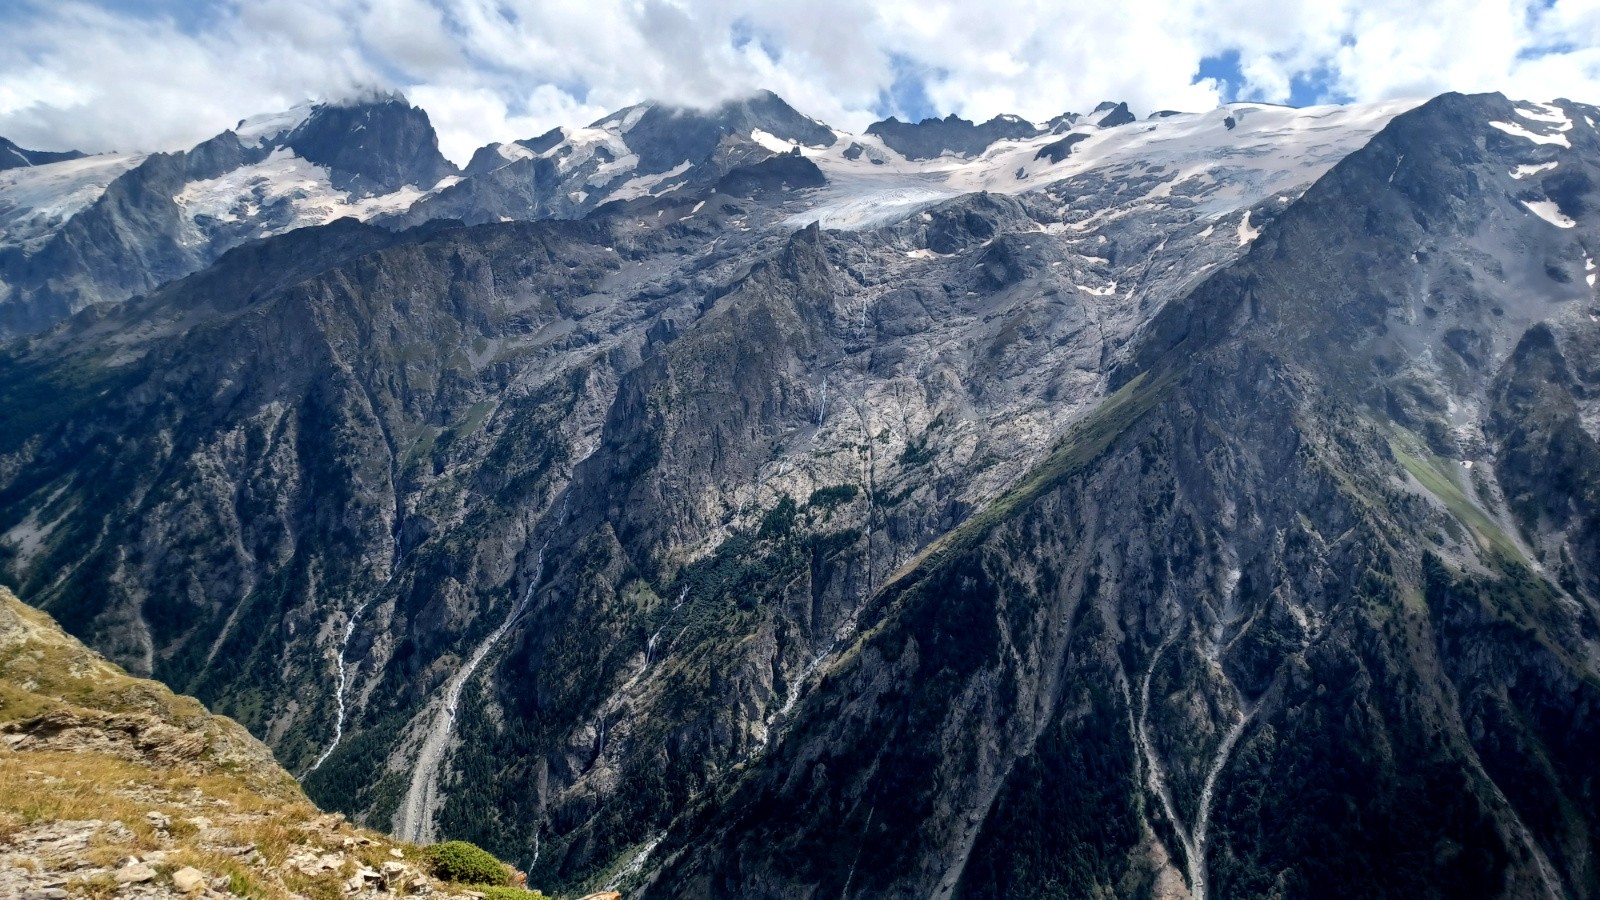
[394,89,836,228]
[865,112,1044,160]
[862,99,1142,160]
[0,136,87,171]
[252,92,459,194]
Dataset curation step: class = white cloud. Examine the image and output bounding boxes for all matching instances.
[0,0,1597,165]
[408,82,609,163]
[0,1,373,153]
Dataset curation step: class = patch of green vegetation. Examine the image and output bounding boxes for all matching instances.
[423,840,510,885]
[1388,436,1521,561]
[620,578,664,614]
[477,888,549,900]
[879,368,1176,598]
[807,483,860,510]
[457,399,496,437]
[301,710,408,818]
[870,483,916,508]
[0,349,132,457]
[362,772,407,830]
[387,342,438,364]
[757,494,799,539]
[1424,552,1599,689]
[899,433,936,467]
[227,868,266,899]
[957,678,1142,899]
[1419,551,1600,877]
[400,425,440,472]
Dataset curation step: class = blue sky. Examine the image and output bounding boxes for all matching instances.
[1195,52,1343,108]
[2,0,1597,162]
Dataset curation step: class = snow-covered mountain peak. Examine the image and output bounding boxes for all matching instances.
[403,90,839,225]
[0,92,458,333]
[233,104,315,148]
[591,102,653,135]
[0,88,1474,339]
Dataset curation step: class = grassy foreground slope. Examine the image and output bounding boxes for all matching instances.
[0,586,562,900]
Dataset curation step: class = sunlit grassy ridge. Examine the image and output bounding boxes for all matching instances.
[0,586,550,899]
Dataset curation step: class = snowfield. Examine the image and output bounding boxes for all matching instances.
[782,99,1423,229]
[15,93,1590,277]
[0,152,146,251]
[173,147,456,243]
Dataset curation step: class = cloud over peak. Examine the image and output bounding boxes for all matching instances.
[2,0,1597,165]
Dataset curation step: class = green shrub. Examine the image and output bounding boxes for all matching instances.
[807,484,860,510]
[478,888,550,900]
[900,434,935,466]
[757,494,798,539]
[422,840,509,886]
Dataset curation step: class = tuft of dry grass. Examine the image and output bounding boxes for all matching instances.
[65,872,120,899]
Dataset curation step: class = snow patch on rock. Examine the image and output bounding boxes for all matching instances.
[1521,199,1575,228]
[1511,162,1558,179]
[1237,210,1261,245]
[1489,119,1572,148]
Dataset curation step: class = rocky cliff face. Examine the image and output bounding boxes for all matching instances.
[1,89,1597,899]
[639,92,1600,899]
